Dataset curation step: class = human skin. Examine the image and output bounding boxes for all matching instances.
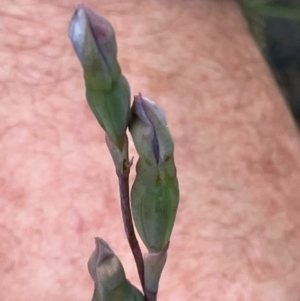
[1,0,300,300]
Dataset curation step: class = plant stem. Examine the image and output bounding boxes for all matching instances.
[145,290,157,301]
[117,167,146,296]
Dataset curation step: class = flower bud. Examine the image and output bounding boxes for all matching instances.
[69,5,130,149]
[129,94,179,252]
[88,237,144,301]
[130,94,174,167]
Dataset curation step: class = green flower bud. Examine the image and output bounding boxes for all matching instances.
[129,94,179,252]
[69,5,130,149]
[88,237,144,301]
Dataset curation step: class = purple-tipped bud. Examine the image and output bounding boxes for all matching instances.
[129,95,179,252]
[88,237,126,296]
[69,5,130,150]
[87,238,144,301]
[130,94,174,167]
[69,4,120,87]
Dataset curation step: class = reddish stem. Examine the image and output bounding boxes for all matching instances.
[117,167,146,296]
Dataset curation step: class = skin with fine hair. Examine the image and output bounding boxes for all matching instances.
[1,0,300,300]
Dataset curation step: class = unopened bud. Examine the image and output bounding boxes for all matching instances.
[130,94,174,166]
[129,95,179,252]
[69,5,130,149]
[88,237,144,301]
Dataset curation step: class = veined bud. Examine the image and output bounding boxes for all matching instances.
[129,94,179,252]
[129,94,174,167]
[69,5,130,149]
[88,237,144,301]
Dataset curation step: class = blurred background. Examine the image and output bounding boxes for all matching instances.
[239,0,300,126]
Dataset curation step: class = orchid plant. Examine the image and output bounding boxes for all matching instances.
[68,5,179,301]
